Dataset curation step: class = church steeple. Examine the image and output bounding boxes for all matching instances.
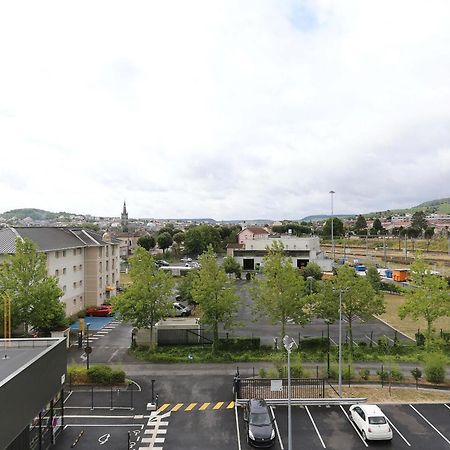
[121,201,129,229]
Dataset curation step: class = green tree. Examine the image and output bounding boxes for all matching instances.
[411,211,428,232]
[176,270,198,303]
[319,265,384,355]
[157,232,173,254]
[184,225,222,257]
[322,217,344,238]
[399,256,450,338]
[366,266,382,293]
[353,215,367,235]
[302,262,322,281]
[191,246,240,349]
[0,238,65,334]
[112,247,174,349]
[222,256,241,278]
[137,235,156,251]
[371,218,384,235]
[172,231,185,245]
[251,241,310,342]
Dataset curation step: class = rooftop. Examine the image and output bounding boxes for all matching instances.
[0,338,62,387]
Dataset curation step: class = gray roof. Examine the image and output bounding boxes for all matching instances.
[0,228,21,253]
[0,227,120,254]
[15,227,84,251]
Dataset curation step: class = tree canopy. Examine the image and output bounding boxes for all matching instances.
[353,215,367,234]
[0,238,66,334]
[157,232,173,254]
[191,246,240,349]
[399,256,450,338]
[112,247,174,348]
[251,241,310,342]
[222,256,241,278]
[137,235,156,251]
[322,217,345,237]
[183,225,222,256]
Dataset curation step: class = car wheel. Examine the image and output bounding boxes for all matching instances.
[362,430,367,441]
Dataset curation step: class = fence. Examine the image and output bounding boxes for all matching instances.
[237,377,326,400]
[157,328,213,345]
[64,383,138,410]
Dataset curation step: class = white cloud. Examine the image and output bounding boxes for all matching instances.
[0,0,449,219]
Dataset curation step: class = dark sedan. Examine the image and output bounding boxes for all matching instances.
[244,398,276,448]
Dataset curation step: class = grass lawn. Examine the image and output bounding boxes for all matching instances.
[378,293,450,339]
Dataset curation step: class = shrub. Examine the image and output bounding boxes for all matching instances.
[359,368,370,380]
[290,362,304,378]
[424,354,446,383]
[411,367,422,381]
[259,368,267,378]
[328,365,339,380]
[343,366,355,381]
[376,367,389,382]
[68,366,89,384]
[390,366,404,382]
[216,337,260,351]
[88,365,113,384]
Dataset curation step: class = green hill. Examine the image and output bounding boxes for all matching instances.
[0,208,73,221]
[369,198,450,217]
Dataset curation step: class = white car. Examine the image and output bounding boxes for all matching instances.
[349,404,393,441]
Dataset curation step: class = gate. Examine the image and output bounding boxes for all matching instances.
[238,377,325,400]
[157,328,213,345]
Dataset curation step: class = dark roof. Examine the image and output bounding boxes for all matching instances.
[0,227,120,253]
[15,227,83,251]
[226,243,245,249]
[0,228,20,253]
[241,227,269,235]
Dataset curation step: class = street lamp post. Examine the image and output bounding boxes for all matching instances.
[324,319,331,378]
[85,323,91,370]
[283,335,297,450]
[329,190,335,261]
[333,288,348,397]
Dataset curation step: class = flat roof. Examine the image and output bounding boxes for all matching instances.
[0,339,63,387]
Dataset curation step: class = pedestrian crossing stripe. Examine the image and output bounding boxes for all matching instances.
[156,401,234,412]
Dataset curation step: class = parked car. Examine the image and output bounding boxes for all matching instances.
[86,305,113,317]
[349,404,392,441]
[243,398,276,448]
[181,257,192,263]
[172,302,191,317]
[156,260,170,267]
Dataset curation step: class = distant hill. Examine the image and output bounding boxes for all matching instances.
[368,197,450,217]
[0,208,73,221]
[302,214,355,222]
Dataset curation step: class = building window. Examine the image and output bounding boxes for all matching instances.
[73,299,76,305]
[55,251,59,258]
[106,275,109,284]
[112,259,115,270]
[80,280,83,286]
[106,261,109,271]
[63,285,66,293]
[112,273,115,283]
[99,262,102,273]
[79,264,82,270]
[73,265,77,272]
[62,250,66,257]
[78,248,82,255]
[73,282,77,289]
[63,268,66,275]
[73,249,76,256]
[99,277,102,288]
[55,269,59,276]
[98,247,102,257]
[80,296,83,302]
[106,246,109,257]
[112,246,115,255]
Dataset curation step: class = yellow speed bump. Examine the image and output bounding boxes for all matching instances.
[227,401,235,409]
[185,403,197,411]
[170,403,184,412]
[213,402,224,410]
[157,403,170,413]
[199,402,211,411]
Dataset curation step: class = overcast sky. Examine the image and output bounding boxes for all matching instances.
[1,1,449,220]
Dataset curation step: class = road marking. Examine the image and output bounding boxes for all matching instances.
[329,337,337,346]
[365,335,378,346]
[384,415,411,446]
[157,403,170,413]
[270,406,284,450]
[170,403,183,412]
[340,406,368,447]
[185,403,197,411]
[444,404,450,412]
[65,415,138,419]
[374,316,415,341]
[213,402,224,410]
[108,349,119,362]
[227,401,235,409]
[305,406,326,448]
[409,405,450,445]
[65,424,142,427]
[384,334,395,344]
[234,401,242,450]
[199,402,210,410]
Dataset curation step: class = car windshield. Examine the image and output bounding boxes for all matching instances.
[368,416,387,425]
[250,412,272,426]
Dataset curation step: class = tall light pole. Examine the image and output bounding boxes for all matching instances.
[283,335,297,450]
[333,288,348,397]
[329,190,335,261]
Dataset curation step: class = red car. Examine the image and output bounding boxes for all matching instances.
[86,305,113,317]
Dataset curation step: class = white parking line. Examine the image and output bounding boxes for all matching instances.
[384,334,395,344]
[409,405,450,445]
[384,415,411,446]
[444,404,450,412]
[235,402,242,450]
[339,406,368,447]
[305,406,326,448]
[270,406,284,450]
[329,337,337,346]
[365,335,378,346]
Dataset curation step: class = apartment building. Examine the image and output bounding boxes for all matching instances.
[0,227,120,316]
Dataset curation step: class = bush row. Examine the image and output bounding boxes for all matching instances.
[68,365,126,385]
